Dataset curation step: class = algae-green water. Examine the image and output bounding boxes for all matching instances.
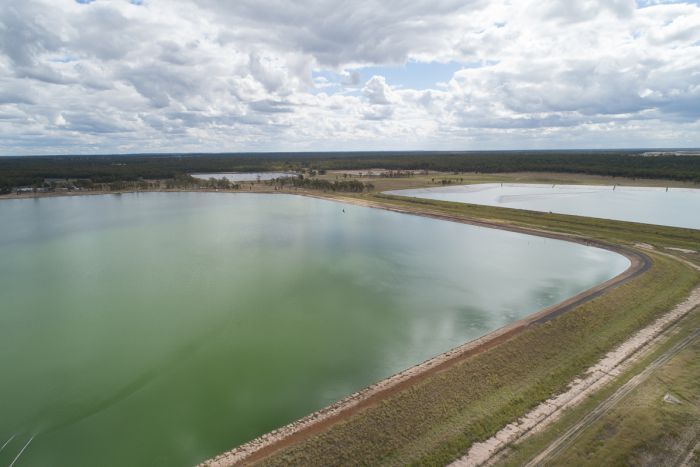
[0,193,629,466]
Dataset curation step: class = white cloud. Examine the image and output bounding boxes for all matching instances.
[0,0,699,154]
[363,76,393,105]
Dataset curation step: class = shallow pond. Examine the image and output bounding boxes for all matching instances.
[385,183,700,230]
[0,193,629,466]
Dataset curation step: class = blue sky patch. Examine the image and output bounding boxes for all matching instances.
[313,60,499,94]
[313,60,475,93]
[357,61,463,89]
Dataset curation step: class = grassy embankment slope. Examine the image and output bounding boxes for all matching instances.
[497,300,700,467]
[241,178,700,466]
[560,330,700,466]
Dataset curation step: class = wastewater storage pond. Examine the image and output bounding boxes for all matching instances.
[385,183,700,230]
[0,193,629,466]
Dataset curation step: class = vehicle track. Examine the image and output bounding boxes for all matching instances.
[525,324,700,467]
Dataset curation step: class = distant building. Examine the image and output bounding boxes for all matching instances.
[16,186,48,194]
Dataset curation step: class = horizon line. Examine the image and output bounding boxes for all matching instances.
[2,147,700,158]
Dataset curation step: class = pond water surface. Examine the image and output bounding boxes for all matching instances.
[385,183,700,230]
[0,193,629,466]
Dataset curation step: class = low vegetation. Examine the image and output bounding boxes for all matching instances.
[498,303,700,467]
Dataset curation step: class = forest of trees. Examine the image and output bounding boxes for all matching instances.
[268,175,372,192]
[1,150,699,194]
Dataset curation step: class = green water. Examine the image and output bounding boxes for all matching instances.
[0,193,629,466]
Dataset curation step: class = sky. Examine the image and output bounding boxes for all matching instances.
[0,0,699,155]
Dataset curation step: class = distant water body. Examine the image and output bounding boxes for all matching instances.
[385,183,700,230]
[191,171,295,182]
[0,193,628,466]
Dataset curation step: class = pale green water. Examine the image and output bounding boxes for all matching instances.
[0,193,629,466]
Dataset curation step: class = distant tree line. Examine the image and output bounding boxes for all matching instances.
[2,150,699,194]
[163,174,240,190]
[379,170,418,178]
[269,176,373,192]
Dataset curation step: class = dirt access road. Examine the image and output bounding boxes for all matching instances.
[524,256,700,467]
[526,319,700,466]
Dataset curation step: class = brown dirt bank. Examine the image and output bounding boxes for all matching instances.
[201,192,651,467]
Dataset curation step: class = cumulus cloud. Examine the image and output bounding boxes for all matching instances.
[541,0,636,23]
[363,76,393,105]
[0,0,699,154]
